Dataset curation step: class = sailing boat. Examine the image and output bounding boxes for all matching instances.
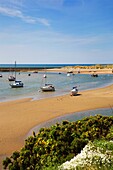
[8,64,15,81]
[41,83,55,92]
[42,66,47,78]
[10,61,24,88]
[40,71,55,92]
[8,75,15,81]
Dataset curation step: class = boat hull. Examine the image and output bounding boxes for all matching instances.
[91,74,98,77]
[70,87,78,96]
[41,84,55,92]
[71,91,78,96]
[10,84,23,88]
[8,76,15,81]
[10,81,24,88]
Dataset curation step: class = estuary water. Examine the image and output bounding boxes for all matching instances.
[0,71,113,102]
[27,108,113,137]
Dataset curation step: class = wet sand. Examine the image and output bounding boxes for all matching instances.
[0,76,113,168]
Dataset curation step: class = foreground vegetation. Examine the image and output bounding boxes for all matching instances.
[3,114,113,170]
[60,140,113,170]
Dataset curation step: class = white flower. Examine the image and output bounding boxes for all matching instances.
[59,141,113,170]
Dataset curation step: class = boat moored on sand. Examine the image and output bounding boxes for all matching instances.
[41,83,55,92]
[70,86,78,96]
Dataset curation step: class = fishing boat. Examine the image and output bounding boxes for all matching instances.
[10,61,24,88]
[70,86,78,96]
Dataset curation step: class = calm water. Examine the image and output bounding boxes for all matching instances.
[0,72,113,102]
[27,108,113,137]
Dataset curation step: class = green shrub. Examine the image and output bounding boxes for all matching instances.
[3,115,113,170]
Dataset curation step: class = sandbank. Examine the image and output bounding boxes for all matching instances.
[0,83,113,168]
[47,67,113,74]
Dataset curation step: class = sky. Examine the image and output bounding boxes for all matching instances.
[0,0,113,64]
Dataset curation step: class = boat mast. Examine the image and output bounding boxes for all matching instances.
[14,61,16,81]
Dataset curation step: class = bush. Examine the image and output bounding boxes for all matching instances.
[3,115,113,169]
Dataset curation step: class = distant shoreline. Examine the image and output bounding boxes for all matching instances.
[47,67,113,74]
[0,65,113,74]
[0,64,113,72]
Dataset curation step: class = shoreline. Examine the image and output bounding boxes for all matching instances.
[0,72,113,168]
[0,66,113,74]
[47,67,113,74]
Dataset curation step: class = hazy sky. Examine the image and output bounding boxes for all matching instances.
[0,0,113,64]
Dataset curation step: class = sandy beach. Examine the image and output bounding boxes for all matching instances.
[0,71,113,168]
[47,67,113,74]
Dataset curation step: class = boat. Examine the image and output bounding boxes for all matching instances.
[10,80,24,88]
[8,65,16,81]
[10,61,24,88]
[67,71,73,73]
[28,73,31,76]
[67,73,70,76]
[70,86,78,96]
[43,74,47,78]
[91,73,98,77]
[8,75,15,81]
[41,83,55,92]
[40,71,55,92]
[0,74,3,78]
[33,71,38,73]
[43,66,47,78]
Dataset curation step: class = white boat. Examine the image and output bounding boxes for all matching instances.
[10,61,24,88]
[41,83,55,92]
[43,66,47,78]
[8,75,15,81]
[70,86,78,96]
[67,73,71,77]
[10,80,24,88]
[0,74,3,78]
[40,71,55,92]
[43,74,47,78]
[8,65,16,81]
